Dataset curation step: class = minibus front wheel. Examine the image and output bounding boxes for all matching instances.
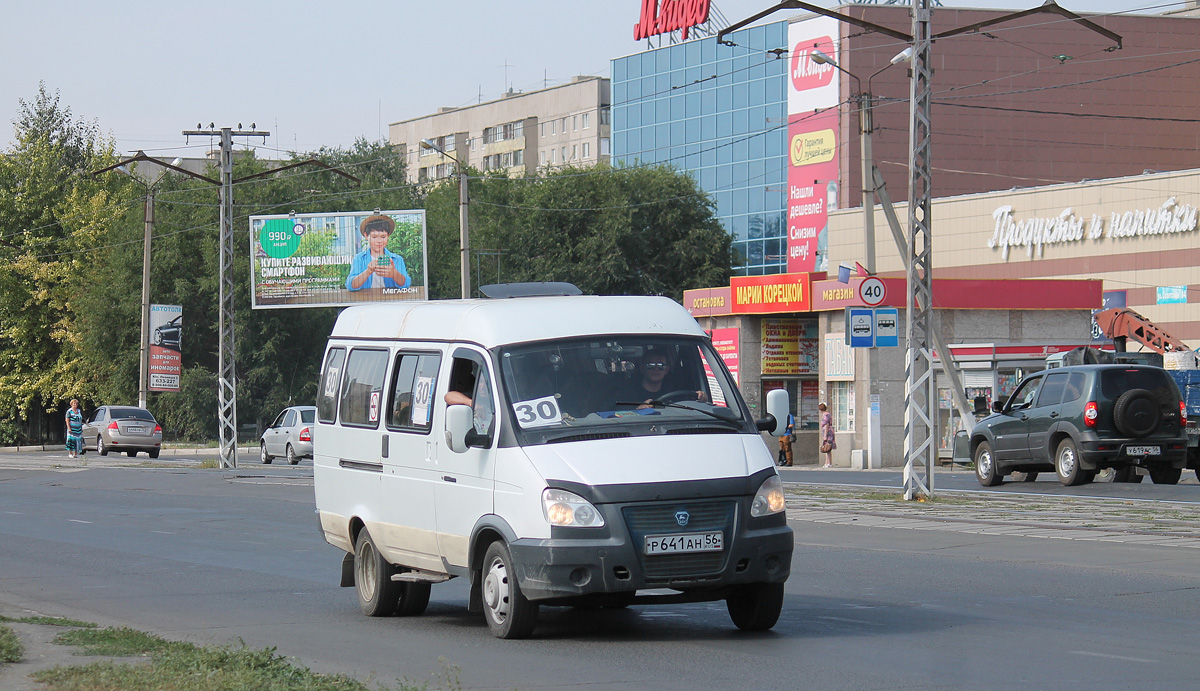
[481,541,539,639]
[726,581,785,631]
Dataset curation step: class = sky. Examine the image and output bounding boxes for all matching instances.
[2,1,1187,158]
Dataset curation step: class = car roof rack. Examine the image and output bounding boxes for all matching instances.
[478,282,583,299]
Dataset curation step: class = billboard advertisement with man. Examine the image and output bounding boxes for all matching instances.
[250,209,428,309]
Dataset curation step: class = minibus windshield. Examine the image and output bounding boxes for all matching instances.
[498,336,753,444]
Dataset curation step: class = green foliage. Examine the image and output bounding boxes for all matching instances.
[0,623,21,664]
[0,614,97,628]
[423,163,730,300]
[0,83,120,428]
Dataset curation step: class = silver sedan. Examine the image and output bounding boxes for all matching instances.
[82,406,163,458]
[260,406,316,465]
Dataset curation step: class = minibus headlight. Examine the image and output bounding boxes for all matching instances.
[541,488,605,528]
[750,475,786,517]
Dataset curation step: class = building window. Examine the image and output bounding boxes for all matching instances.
[582,142,590,159]
[418,167,428,182]
[540,150,546,165]
[513,149,523,166]
[600,137,610,156]
[573,116,578,131]
[550,148,555,164]
[561,146,567,162]
[571,144,577,160]
[582,112,590,129]
[470,137,477,151]
[832,382,855,432]
[550,120,555,135]
[600,107,610,126]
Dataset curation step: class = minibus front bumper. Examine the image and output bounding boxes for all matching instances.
[507,499,792,603]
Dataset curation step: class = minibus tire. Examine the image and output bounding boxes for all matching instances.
[726,582,785,631]
[395,582,431,616]
[481,541,538,639]
[355,531,401,617]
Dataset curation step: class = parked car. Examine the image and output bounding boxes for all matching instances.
[82,406,162,458]
[260,405,315,465]
[153,315,182,350]
[970,364,1188,487]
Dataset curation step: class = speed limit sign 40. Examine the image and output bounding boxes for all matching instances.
[860,277,886,307]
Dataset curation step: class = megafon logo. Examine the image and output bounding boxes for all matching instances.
[791,37,835,92]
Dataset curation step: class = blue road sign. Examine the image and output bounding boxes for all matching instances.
[848,308,874,348]
[874,307,899,347]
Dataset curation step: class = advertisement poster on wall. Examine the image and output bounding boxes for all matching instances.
[800,379,820,429]
[787,15,840,274]
[707,327,740,383]
[761,319,818,375]
[249,210,428,309]
[148,304,182,392]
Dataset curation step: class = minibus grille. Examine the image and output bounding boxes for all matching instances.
[666,427,739,435]
[621,501,735,579]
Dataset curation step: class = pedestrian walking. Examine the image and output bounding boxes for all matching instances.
[818,402,835,468]
[777,412,794,466]
[65,399,84,460]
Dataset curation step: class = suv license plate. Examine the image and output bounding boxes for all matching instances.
[644,531,723,555]
[1126,445,1161,456]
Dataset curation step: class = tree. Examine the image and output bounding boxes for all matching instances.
[0,84,119,442]
[424,162,731,300]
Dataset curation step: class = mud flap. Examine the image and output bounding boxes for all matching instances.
[340,552,354,588]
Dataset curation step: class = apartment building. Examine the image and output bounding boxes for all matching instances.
[389,76,611,183]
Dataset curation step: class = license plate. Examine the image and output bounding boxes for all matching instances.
[644,531,723,555]
[125,426,146,434]
[1126,445,1161,456]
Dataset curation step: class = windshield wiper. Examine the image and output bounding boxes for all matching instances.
[614,400,742,425]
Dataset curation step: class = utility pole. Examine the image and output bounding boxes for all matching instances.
[902,0,936,501]
[182,126,270,469]
[93,153,214,411]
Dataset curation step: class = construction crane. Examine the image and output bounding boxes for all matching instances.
[1093,307,1192,354]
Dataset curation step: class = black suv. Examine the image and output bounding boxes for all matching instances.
[971,365,1188,486]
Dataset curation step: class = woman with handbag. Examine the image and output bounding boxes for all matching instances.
[818,402,835,468]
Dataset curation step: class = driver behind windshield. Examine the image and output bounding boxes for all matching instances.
[629,347,704,409]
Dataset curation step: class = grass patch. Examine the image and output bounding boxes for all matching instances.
[53,627,178,658]
[31,626,455,691]
[0,615,97,628]
[197,459,219,469]
[0,624,22,664]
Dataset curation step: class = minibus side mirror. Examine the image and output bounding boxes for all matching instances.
[445,404,492,453]
[756,388,789,436]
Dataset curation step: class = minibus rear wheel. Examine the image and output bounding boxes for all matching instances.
[481,541,538,639]
[726,582,785,631]
[355,530,400,617]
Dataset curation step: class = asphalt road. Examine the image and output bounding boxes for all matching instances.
[2,453,1200,689]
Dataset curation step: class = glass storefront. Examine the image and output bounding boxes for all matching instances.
[612,22,789,276]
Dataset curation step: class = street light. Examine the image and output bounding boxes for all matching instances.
[94,153,192,409]
[810,47,911,275]
[420,138,470,299]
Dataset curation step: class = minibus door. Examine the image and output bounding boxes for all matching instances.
[434,348,498,569]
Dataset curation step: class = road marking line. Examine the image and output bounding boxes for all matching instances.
[1071,651,1155,663]
[68,519,92,524]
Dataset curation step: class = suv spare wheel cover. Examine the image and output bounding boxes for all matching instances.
[1113,389,1159,438]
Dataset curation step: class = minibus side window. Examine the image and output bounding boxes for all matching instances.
[446,356,495,436]
[318,348,346,424]
[339,348,389,428]
[387,352,441,432]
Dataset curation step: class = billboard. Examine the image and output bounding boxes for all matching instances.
[148,304,182,392]
[787,15,841,274]
[250,210,428,309]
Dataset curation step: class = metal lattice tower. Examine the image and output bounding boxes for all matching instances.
[902,0,936,501]
[216,128,238,469]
